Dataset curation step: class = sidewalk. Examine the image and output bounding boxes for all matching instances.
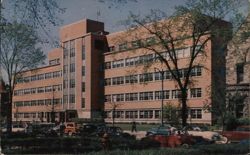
[124,130,146,139]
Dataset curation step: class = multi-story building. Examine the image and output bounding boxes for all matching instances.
[226,13,250,118]
[12,48,64,122]
[12,17,231,124]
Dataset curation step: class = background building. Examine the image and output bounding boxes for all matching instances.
[12,17,231,124]
[226,14,250,118]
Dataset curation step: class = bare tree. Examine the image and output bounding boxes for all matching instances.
[121,0,244,127]
[0,22,45,133]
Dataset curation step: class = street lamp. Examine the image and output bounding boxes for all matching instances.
[154,67,164,126]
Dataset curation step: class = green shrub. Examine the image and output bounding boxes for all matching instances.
[238,117,250,125]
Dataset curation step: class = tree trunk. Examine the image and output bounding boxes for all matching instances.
[7,91,13,134]
[181,91,188,127]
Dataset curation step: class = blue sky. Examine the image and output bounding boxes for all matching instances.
[3,0,249,53]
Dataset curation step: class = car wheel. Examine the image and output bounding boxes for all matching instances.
[181,143,189,148]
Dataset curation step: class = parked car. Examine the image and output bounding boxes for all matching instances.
[64,122,79,136]
[1,124,26,133]
[187,131,228,144]
[26,123,56,137]
[146,125,172,136]
[79,124,106,135]
[219,125,250,143]
[148,133,210,148]
[97,126,123,136]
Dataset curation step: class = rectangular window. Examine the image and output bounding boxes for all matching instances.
[82,82,85,92]
[125,93,138,101]
[69,94,75,103]
[139,92,154,100]
[109,46,115,52]
[82,46,85,60]
[37,87,45,93]
[131,40,141,48]
[31,75,37,81]
[37,74,45,80]
[155,110,160,118]
[70,63,75,72]
[154,71,171,81]
[112,76,124,85]
[112,59,124,68]
[63,95,68,104]
[104,95,111,102]
[45,73,52,79]
[112,94,124,102]
[63,65,68,74]
[31,88,36,94]
[45,86,52,92]
[63,80,68,89]
[190,88,202,98]
[113,111,124,118]
[63,42,69,59]
[31,100,37,106]
[125,75,138,84]
[104,78,111,86]
[53,71,61,78]
[125,111,138,119]
[82,66,85,76]
[81,98,85,108]
[104,62,111,69]
[191,66,202,76]
[139,110,153,119]
[155,90,170,100]
[38,100,45,106]
[70,79,75,88]
[23,89,30,95]
[139,73,153,83]
[119,43,128,51]
[190,109,202,119]
[45,99,52,105]
[70,40,75,57]
[172,90,181,99]
[237,63,244,83]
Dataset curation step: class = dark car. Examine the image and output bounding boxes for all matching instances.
[219,125,250,143]
[26,123,57,137]
[146,125,171,136]
[97,126,123,136]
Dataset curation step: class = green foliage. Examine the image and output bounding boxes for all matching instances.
[163,104,180,125]
[224,114,239,130]
[238,117,250,125]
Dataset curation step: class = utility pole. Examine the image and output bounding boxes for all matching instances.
[154,68,164,127]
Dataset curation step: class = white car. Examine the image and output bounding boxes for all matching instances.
[1,124,26,133]
[187,131,228,144]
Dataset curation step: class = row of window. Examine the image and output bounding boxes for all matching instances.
[105,109,202,119]
[108,37,157,52]
[14,98,62,107]
[105,66,202,86]
[16,71,62,84]
[104,88,202,102]
[104,46,203,70]
[14,112,60,119]
[49,58,60,66]
[14,85,62,96]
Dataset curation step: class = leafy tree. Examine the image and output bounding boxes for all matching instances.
[163,104,180,126]
[0,22,45,133]
[122,0,245,127]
